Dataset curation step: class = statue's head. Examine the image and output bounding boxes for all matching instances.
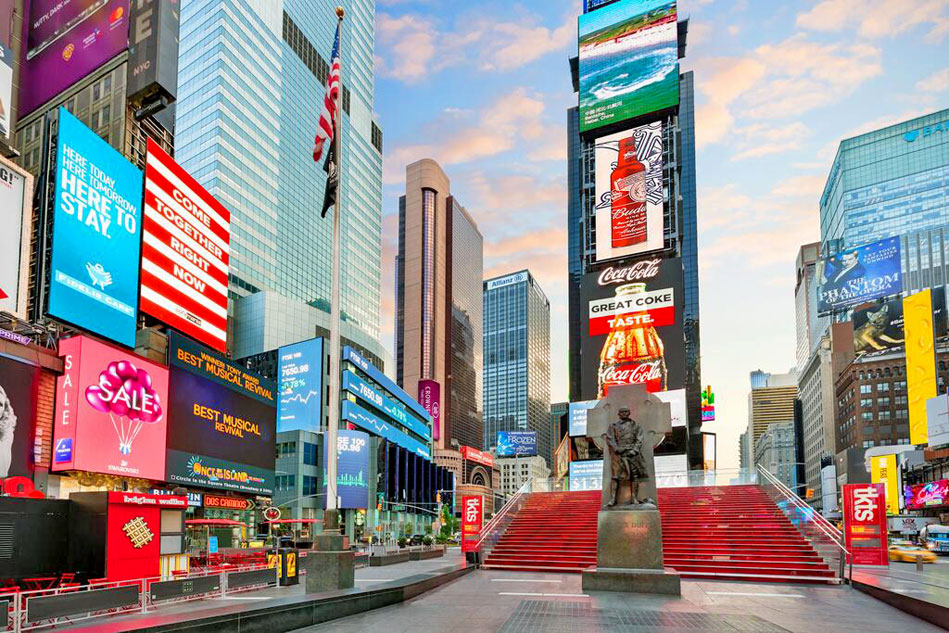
[618,407,631,420]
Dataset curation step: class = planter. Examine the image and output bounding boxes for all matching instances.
[369,551,411,566]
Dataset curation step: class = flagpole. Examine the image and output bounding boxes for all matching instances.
[324,5,345,535]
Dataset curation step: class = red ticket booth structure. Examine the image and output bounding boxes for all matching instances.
[70,492,188,581]
[461,495,483,555]
[843,483,888,567]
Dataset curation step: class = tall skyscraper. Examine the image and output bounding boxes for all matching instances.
[175,0,384,361]
[482,270,551,463]
[746,370,797,448]
[820,108,949,250]
[567,14,702,466]
[395,159,484,450]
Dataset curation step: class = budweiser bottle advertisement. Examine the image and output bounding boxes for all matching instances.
[610,136,647,248]
[597,282,667,398]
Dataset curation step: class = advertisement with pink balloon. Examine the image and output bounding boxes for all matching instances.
[53,335,168,481]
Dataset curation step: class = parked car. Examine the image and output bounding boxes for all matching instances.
[888,543,937,563]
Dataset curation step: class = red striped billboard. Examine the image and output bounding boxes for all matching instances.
[141,139,230,353]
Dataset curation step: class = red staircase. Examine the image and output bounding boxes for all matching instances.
[481,485,836,583]
[658,485,835,583]
[482,491,600,572]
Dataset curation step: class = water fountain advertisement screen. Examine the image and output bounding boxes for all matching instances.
[52,335,169,481]
[578,0,679,132]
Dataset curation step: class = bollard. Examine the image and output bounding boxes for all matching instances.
[916,554,924,571]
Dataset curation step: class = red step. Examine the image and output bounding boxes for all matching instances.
[483,486,836,584]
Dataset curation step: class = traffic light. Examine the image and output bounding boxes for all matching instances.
[805,488,815,500]
[436,492,442,504]
[376,493,384,511]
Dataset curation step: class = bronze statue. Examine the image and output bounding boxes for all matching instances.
[603,407,651,507]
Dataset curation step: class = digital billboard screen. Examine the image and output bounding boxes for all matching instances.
[0,158,30,317]
[569,460,603,491]
[53,336,169,480]
[165,333,276,494]
[569,400,597,437]
[141,139,231,354]
[278,338,323,433]
[904,479,948,510]
[49,108,142,347]
[580,256,685,400]
[817,237,902,314]
[0,356,40,478]
[20,1,131,116]
[851,288,946,358]
[496,431,538,457]
[323,429,370,509]
[578,0,679,133]
[594,122,665,262]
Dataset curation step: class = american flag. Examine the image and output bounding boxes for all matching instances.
[313,25,341,163]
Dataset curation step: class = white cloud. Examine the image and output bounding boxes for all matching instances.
[383,88,562,184]
[917,68,949,93]
[796,0,949,41]
[730,121,811,161]
[375,12,575,83]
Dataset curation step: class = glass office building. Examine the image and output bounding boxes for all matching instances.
[175,0,383,357]
[566,32,703,465]
[820,109,949,249]
[483,271,551,464]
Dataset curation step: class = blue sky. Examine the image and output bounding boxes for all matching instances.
[372,0,949,468]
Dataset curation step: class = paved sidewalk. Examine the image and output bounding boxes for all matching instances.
[57,549,468,631]
[850,559,949,628]
[294,568,946,633]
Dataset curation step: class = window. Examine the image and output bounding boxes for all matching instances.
[877,397,890,407]
[860,384,873,394]
[304,442,318,466]
[860,398,873,408]
[894,380,907,391]
[303,476,318,497]
[276,475,296,491]
[877,382,890,392]
[861,412,874,421]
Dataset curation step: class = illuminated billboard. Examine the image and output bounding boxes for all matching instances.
[851,289,946,358]
[905,289,938,446]
[20,1,131,115]
[580,256,685,400]
[277,338,323,433]
[578,0,679,132]
[165,333,276,494]
[569,400,597,437]
[141,139,231,354]
[594,122,665,261]
[817,237,902,313]
[0,356,40,478]
[0,157,31,317]
[53,336,169,480]
[49,108,142,347]
[904,479,948,510]
[569,459,603,491]
[496,431,538,457]
[323,429,370,509]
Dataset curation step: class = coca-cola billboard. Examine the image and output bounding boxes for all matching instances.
[580,256,685,401]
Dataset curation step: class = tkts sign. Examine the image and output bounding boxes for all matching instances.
[580,257,685,400]
[843,483,888,566]
[460,495,483,553]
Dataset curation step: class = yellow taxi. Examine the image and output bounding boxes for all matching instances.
[888,542,938,563]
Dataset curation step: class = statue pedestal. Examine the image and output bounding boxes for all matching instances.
[581,509,680,596]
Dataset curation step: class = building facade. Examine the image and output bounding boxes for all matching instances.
[498,455,551,496]
[833,350,949,453]
[482,271,551,463]
[820,109,949,250]
[754,421,799,493]
[550,402,569,468]
[175,0,384,358]
[395,159,484,450]
[747,370,797,451]
[566,21,702,465]
[798,336,836,512]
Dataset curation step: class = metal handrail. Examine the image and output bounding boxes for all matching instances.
[756,465,848,551]
[475,477,532,550]
[756,465,851,582]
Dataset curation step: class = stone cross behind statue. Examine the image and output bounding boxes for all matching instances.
[585,383,672,509]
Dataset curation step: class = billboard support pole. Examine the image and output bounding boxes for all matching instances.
[323,7,345,535]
